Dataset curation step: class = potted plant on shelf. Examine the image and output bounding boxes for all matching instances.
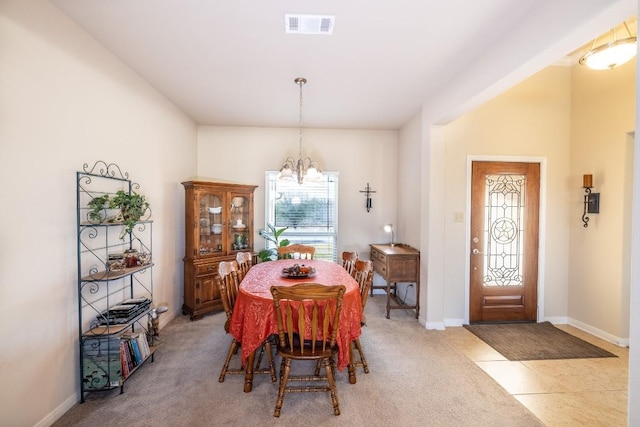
[110,190,149,237]
[87,190,150,238]
[258,223,289,262]
[87,194,111,224]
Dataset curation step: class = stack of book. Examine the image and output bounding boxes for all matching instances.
[98,298,151,325]
[120,331,152,378]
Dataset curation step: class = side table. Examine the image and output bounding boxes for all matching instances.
[370,243,420,319]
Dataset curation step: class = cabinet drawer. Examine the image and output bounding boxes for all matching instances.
[371,248,387,263]
[196,263,218,275]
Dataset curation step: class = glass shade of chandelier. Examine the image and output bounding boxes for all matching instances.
[579,21,637,70]
[278,77,322,185]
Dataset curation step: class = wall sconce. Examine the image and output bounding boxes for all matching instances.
[383,223,396,246]
[582,174,600,228]
[359,183,376,212]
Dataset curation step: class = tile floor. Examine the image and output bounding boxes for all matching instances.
[445,324,629,426]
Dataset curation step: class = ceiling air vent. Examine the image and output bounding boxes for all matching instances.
[285,14,335,35]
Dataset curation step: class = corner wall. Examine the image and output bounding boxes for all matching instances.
[569,57,636,341]
[443,66,572,324]
[0,1,197,425]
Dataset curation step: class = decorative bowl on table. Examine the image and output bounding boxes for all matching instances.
[281,264,316,279]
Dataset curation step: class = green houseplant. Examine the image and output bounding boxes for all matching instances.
[110,190,149,237]
[258,223,289,262]
[87,190,149,238]
[87,194,111,223]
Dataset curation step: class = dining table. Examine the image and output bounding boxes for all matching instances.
[228,258,363,392]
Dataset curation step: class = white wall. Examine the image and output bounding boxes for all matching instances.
[197,126,398,258]
[443,66,572,324]
[0,1,197,425]
[569,59,636,340]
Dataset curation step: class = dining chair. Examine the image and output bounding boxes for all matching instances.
[277,243,316,260]
[341,251,358,276]
[270,283,346,417]
[351,259,374,374]
[235,251,253,282]
[217,260,277,384]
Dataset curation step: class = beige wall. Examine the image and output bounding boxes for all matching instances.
[433,60,635,340]
[570,58,636,340]
[3,0,638,425]
[196,126,399,258]
[443,66,573,324]
[0,1,197,425]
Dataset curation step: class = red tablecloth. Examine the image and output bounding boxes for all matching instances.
[229,259,362,371]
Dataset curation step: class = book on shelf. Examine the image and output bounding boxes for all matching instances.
[130,338,142,365]
[121,331,151,360]
[120,341,130,379]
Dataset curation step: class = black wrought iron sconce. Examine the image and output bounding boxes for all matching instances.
[360,183,376,212]
[582,174,600,227]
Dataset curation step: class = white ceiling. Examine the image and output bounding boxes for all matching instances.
[51,0,636,130]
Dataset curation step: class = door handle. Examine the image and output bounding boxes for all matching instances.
[472,248,483,255]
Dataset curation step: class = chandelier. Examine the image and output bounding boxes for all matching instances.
[278,77,322,185]
[579,21,637,70]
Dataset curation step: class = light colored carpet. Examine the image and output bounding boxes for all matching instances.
[53,295,544,426]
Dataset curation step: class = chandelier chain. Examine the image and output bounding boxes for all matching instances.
[277,76,321,185]
[298,78,304,159]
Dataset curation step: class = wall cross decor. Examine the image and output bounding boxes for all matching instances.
[359,183,376,212]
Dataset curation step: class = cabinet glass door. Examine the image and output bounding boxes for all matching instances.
[229,192,250,252]
[198,191,225,256]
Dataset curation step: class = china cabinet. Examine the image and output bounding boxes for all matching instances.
[76,161,155,402]
[182,180,257,320]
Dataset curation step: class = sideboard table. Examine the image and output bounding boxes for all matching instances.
[370,243,420,319]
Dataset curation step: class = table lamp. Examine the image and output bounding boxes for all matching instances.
[384,223,395,246]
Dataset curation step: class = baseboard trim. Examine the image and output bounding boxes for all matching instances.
[566,317,629,347]
[444,318,464,327]
[35,392,78,427]
[426,321,445,330]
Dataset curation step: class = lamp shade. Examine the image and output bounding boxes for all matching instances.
[579,37,637,70]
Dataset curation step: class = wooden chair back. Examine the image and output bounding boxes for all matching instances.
[353,260,374,312]
[351,259,374,374]
[217,259,277,384]
[217,260,240,327]
[270,283,346,416]
[270,283,346,356]
[235,251,253,281]
[341,251,358,276]
[278,244,316,260]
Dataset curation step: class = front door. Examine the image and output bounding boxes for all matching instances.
[469,161,540,323]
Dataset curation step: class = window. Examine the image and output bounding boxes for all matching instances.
[264,171,338,261]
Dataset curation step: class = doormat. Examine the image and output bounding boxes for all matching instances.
[463,321,617,361]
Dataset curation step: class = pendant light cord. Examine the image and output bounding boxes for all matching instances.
[296,77,306,160]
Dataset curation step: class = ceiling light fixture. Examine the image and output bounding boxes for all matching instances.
[579,21,637,70]
[278,77,323,185]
